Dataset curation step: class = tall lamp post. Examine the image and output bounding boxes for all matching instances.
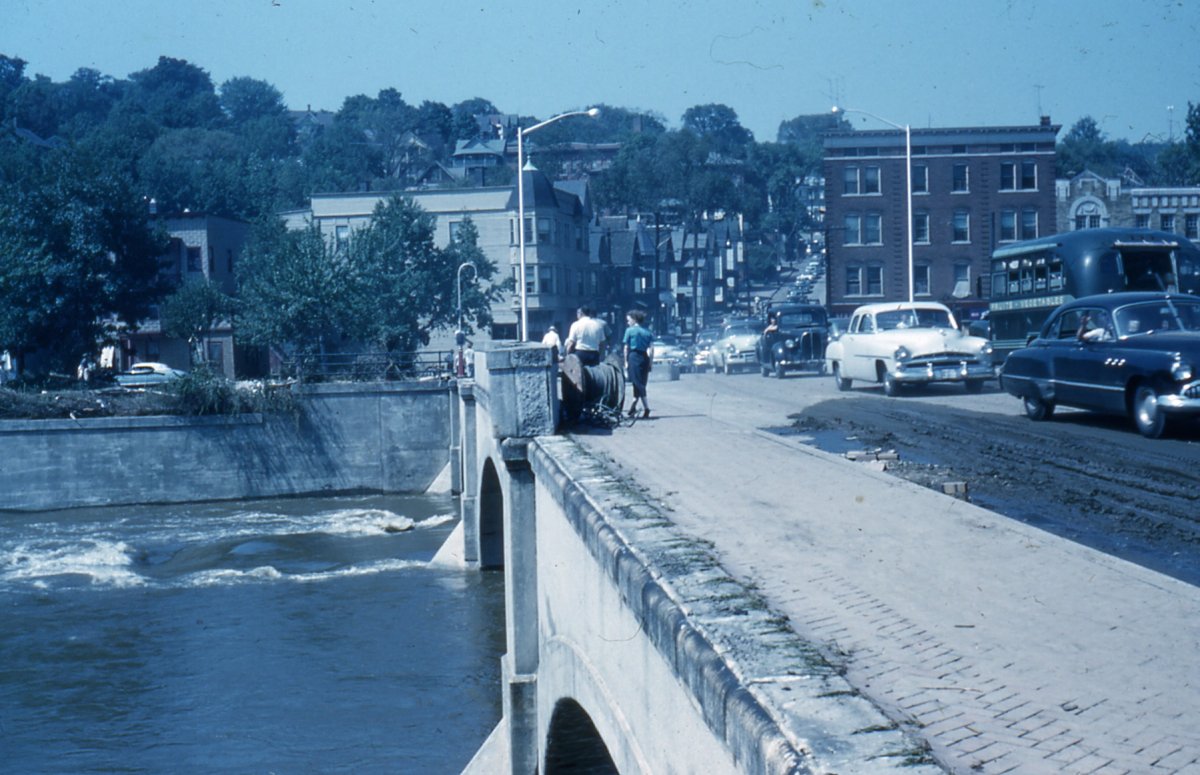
[456,261,477,377]
[832,106,914,303]
[517,107,600,341]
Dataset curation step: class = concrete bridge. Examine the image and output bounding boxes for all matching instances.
[448,344,939,774]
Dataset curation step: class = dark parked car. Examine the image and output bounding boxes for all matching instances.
[757,304,829,378]
[999,292,1200,438]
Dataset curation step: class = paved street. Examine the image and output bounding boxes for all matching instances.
[571,372,1200,774]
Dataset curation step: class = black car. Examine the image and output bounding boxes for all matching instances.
[999,292,1200,438]
[757,304,829,378]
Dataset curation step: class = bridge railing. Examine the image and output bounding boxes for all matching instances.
[277,351,457,383]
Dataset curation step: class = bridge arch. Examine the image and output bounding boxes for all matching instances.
[478,457,505,569]
[543,698,618,774]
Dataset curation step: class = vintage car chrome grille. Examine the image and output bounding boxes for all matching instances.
[1182,382,1200,399]
[906,352,982,368]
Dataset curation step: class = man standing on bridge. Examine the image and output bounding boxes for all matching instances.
[565,306,607,366]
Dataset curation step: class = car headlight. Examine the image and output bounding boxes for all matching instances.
[1172,357,1194,382]
[784,338,796,348]
[894,346,911,362]
[981,342,994,363]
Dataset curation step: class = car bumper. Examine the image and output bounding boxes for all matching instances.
[892,362,993,384]
[725,352,757,365]
[777,357,824,370]
[1157,382,1200,413]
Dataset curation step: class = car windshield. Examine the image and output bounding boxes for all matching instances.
[875,308,955,331]
[1114,300,1200,336]
[776,310,827,327]
[724,325,757,338]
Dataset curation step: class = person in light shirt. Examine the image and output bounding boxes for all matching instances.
[564,306,607,366]
[622,309,654,418]
[541,325,562,361]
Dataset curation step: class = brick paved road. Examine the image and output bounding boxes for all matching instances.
[574,374,1200,774]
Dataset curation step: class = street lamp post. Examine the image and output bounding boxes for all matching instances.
[456,261,477,377]
[832,106,914,303]
[516,107,600,341]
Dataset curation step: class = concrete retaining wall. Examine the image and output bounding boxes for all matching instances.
[0,381,453,512]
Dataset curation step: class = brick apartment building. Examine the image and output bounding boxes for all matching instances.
[823,118,1060,319]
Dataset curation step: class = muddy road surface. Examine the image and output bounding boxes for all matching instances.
[789,393,1200,585]
[655,371,1200,586]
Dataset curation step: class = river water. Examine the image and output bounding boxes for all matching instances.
[0,493,505,774]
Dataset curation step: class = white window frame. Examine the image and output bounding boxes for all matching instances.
[952,210,971,243]
[913,264,931,296]
[952,163,969,193]
[913,212,930,244]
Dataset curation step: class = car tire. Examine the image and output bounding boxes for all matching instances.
[723,362,732,376]
[964,379,985,394]
[1022,393,1055,421]
[882,371,901,397]
[833,363,852,391]
[761,364,770,377]
[775,362,786,379]
[1133,384,1168,438]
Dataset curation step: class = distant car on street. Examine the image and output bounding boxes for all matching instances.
[651,336,690,372]
[825,301,993,395]
[690,328,721,372]
[999,291,1200,438]
[709,322,760,375]
[114,362,186,388]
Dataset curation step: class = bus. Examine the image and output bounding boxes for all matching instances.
[987,228,1200,361]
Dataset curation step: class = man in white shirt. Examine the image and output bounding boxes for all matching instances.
[541,325,562,361]
[564,306,607,366]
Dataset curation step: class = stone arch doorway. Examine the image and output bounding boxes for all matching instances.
[478,457,505,569]
[543,698,618,774]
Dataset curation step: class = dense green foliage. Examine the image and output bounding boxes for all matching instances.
[1056,108,1200,184]
[160,279,237,366]
[235,202,502,357]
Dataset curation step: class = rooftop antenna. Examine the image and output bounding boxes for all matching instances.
[1033,84,1044,117]
[1167,105,1175,142]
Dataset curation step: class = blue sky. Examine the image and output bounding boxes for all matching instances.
[3,0,1198,143]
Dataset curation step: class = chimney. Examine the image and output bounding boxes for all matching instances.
[1040,115,1051,127]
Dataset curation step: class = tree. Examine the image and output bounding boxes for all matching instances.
[138,127,276,218]
[349,197,500,351]
[125,56,223,130]
[1057,116,1115,177]
[0,150,169,373]
[235,219,357,358]
[682,103,753,156]
[414,100,454,155]
[219,77,295,160]
[160,279,237,367]
[743,141,817,263]
[451,97,499,141]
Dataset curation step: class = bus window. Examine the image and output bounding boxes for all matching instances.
[1048,261,1065,291]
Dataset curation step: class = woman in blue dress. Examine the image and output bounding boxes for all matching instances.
[622,309,655,418]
